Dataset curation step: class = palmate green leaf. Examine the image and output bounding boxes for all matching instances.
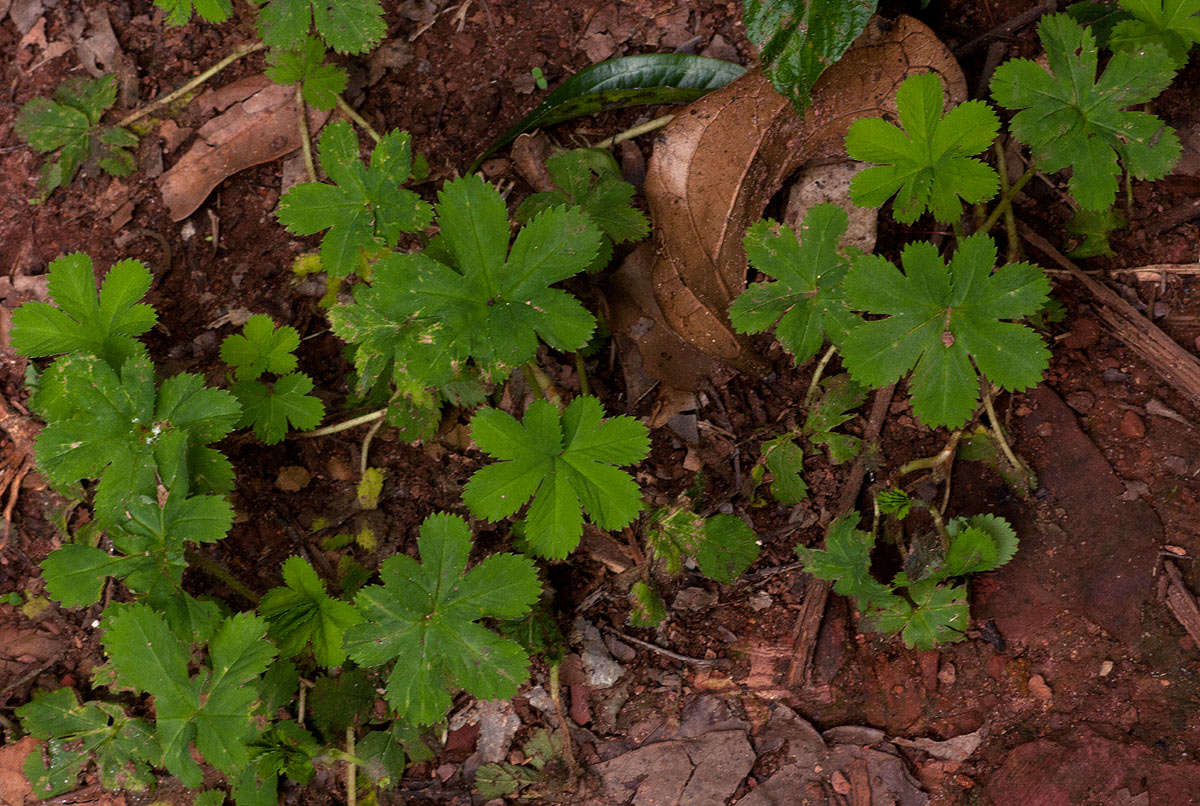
[695,514,760,583]
[840,235,1051,429]
[259,556,361,666]
[1110,0,1200,66]
[266,36,348,110]
[760,434,807,504]
[17,688,156,798]
[155,0,232,25]
[866,581,970,650]
[256,0,385,53]
[744,0,877,114]
[804,373,867,463]
[309,669,373,738]
[14,76,138,202]
[515,148,649,272]
[33,353,240,523]
[277,121,433,278]
[846,72,1000,223]
[232,373,325,444]
[101,604,277,787]
[991,13,1180,210]
[358,720,430,787]
[947,513,1018,570]
[220,315,300,381]
[246,721,320,791]
[11,253,155,370]
[796,512,900,609]
[394,175,603,377]
[345,513,541,725]
[730,204,854,363]
[464,397,649,559]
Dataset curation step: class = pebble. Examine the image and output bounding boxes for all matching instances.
[1120,410,1146,439]
[275,465,311,491]
[1028,674,1053,701]
[1065,391,1095,414]
[1099,660,1114,677]
[1103,368,1130,385]
[1164,455,1189,476]
[938,662,957,687]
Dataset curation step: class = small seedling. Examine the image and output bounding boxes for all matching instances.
[645,507,760,583]
[266,36,348,110]
[15,75,139,203]
[991,13,1180,211]
[463,397,649,559]
[344,513,541,724]
[258,556,361,666]
[277,122,433,280]
[845,71,1000,224]
[531,66,549,90]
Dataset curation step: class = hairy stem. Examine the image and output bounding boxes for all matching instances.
[574,352,591,397]
[296,86,318,183]
[593,113,675,149]
[117,41,266,129]
[346,727,357,806]
[991,142,1021,262]
[980,164,1035,235]
[896,429,963,479]
[297,408,386,438]
[803,345,838,407]
[336,95,381,143]
[184,546,260,604]
[982,383,1033,489]
[360,415,386,476]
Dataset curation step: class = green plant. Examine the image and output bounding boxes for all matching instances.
[515,148,650,272]
[14,75,139,203]
[845,72,1000,225]
[265,36,348,110]
[840,233,1051,429]
[155,0,232,25]
[259,557,360,666]
[221,315,325,444]
[1109,0,1200,65]
[797,511,1017,649]
[344,513,541,724]
[463,397,650,560]
[474,728,563,798]
[991,13,1180,211]
[646,508,760,584]
[277,121,433,280]
[254,0,385,54]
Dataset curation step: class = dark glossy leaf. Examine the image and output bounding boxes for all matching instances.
[471,54,745,170]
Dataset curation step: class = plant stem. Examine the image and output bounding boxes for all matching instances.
[523,361,562,408]
[896,429,963,479]
[336,95,381,143]
[574,352,590,397]
[184,546,261,604]
[296,86,318,183]
[117,41,266,129]
[991,142,1021,262]
[297,679,309,724]
[1124,167,1134,221]
[297,408,386,438]
[593,114,675,149]
[981,383,1033,489]
[803,345,837,407]
[979,164,1035,235]
[549,662,577,773]
[345,727,357,806]
[359,415,385,476]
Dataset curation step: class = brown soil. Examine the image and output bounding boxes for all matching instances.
[3,0,1200,804]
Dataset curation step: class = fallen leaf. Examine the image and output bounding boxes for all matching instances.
[609,15,966,391]
[8,0,43,35]
[158,75,331,221]
[0,736,37,806]
[70,6,137,105]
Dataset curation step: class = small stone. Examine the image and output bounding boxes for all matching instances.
[938,662,957,686]
[1120,410,1146,438]
[749,592,773,611]
[275,466,311,491]
[1036,422,1054,437]
[1103,368,1130,384]
[1065,391,1095,414]
[326,455,355,481]
[1028,674,1053,701]
[831,770,852,795]
[1099,660,1114,677]
[435,763,456,781]
[1164,455,1189,476]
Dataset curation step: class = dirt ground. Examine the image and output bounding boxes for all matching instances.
[3,0,1200,804]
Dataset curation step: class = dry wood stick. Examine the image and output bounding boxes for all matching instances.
[1019,223,1200,413]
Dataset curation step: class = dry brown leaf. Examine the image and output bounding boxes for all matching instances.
[609,15,967,392]
[0,736,37,806]
[158,75,331,221]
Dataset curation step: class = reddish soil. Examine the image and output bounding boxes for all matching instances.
[3,0,1200,804]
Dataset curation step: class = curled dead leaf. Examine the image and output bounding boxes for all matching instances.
[608,15,967,392]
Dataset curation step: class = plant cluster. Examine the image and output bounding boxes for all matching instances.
[6,0,1193,802]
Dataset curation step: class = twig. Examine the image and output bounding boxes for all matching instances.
[954,1,1056,56]
[1110,263,1200,278]
[1019,222,1200,412]
[548,662,577,773]
[297,408,386,438]
[786,382,895,688]
[117,41,266,129]
[336,95,381,143]
[1149,197,1200,237]
[296,86,318,183]
[593,114,676,149]
[601,626,716,666]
